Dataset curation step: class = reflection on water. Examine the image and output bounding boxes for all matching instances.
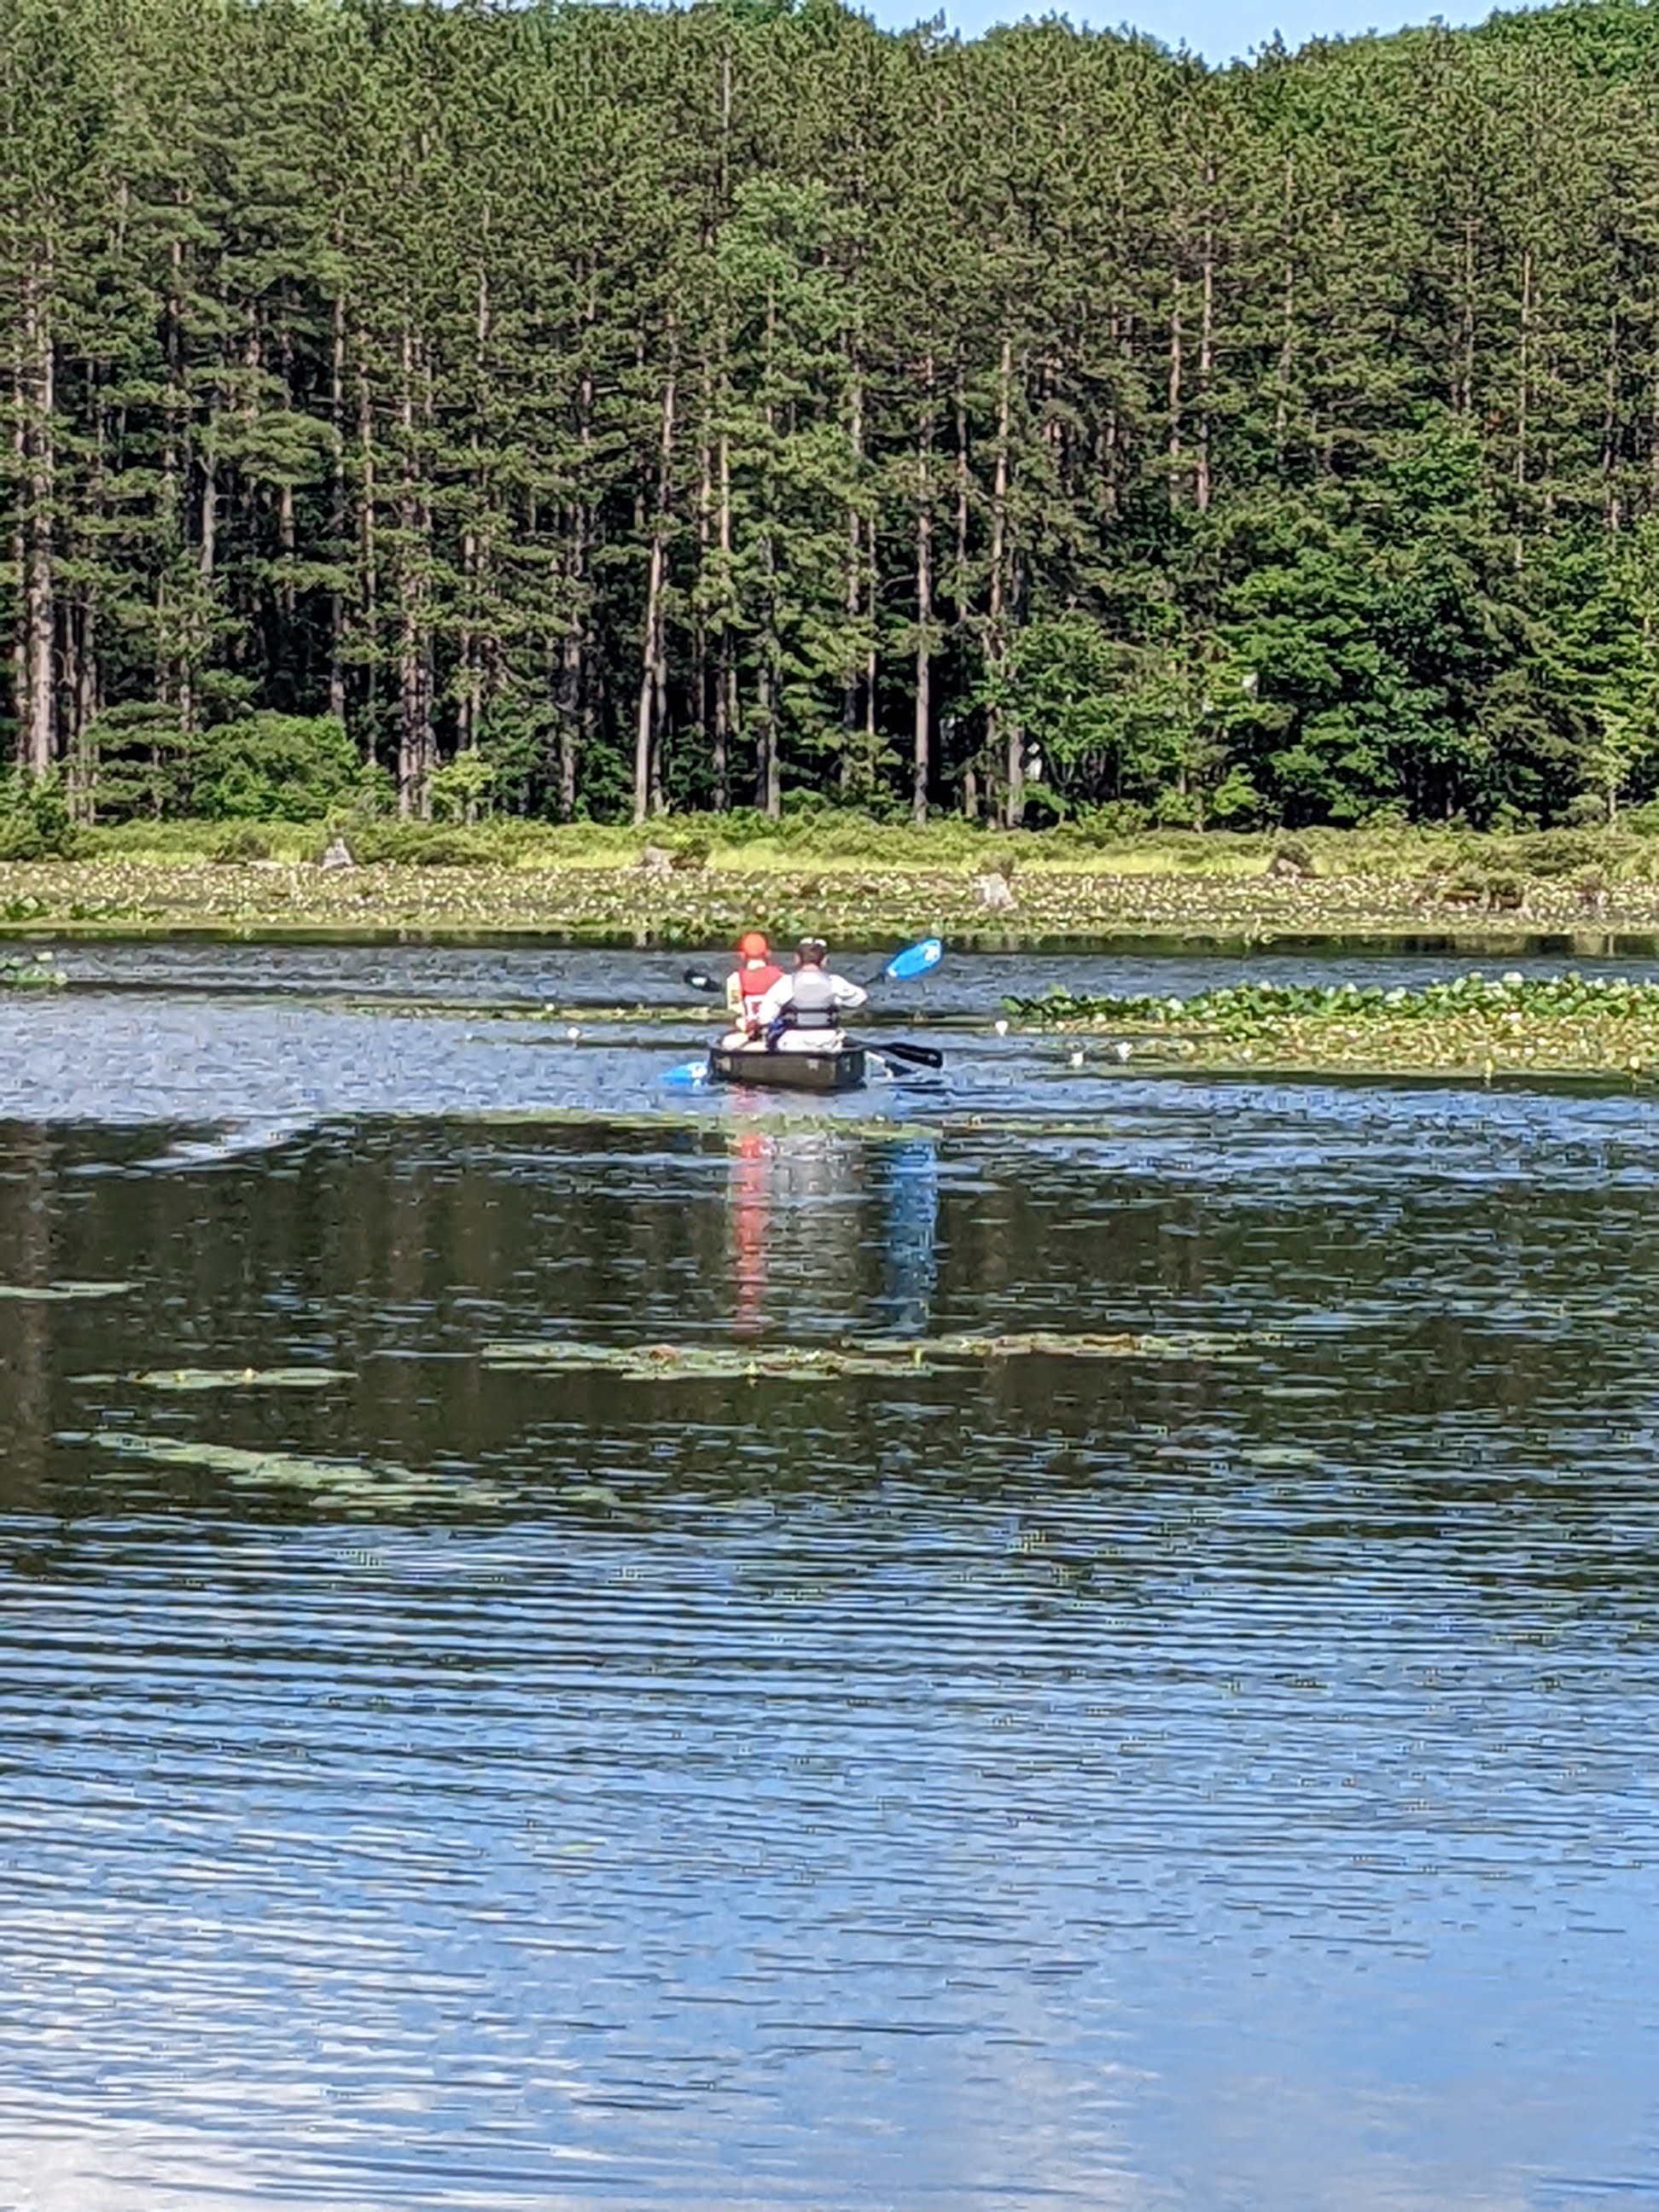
[875,1138,939,1336]
[721,1129,940,1343]
[1,954,1658,2210]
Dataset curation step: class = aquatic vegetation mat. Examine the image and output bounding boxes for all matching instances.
[480,1329,1272,1379]
[81,1366,351,1392]
[1007,971,1659,1079]
[91,1429,504,1512]
[15,839,1659,944]
[0,950,63,989]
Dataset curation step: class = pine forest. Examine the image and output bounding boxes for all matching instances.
[12,0,1659,833]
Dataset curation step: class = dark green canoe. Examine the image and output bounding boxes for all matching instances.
[707,1042,867,1092]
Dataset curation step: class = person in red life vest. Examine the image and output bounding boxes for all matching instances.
[723,930,783,1043]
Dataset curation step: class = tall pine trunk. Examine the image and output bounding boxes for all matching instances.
[457,259,491,760]
[19,252,56,776]
[987,332,1020,828]
[1167,271,1184,504]
[557,359,595,821]
[841,358,864,791]
[1196,153,1215,515]
[757,289,780,819]
[357,349,379,768]
[396,327,432,817]
[952,368,976,818]
[713,408,733,812]
[693,363,713,806]
[912,363,934,829]
[329,293,347,725]
[632,350,677,824]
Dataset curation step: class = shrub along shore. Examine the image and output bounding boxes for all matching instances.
[6,819,1659,950]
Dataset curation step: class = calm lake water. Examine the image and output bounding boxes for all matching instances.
[2,944,1656,2211]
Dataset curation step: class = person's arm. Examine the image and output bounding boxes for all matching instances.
[753,975,792,1030]
[725,971,743,1016]
[829,975,868,1012]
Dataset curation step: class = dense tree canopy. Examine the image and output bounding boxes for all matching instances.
[8,0,1659,830]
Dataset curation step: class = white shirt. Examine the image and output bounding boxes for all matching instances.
[753,968,868,1029]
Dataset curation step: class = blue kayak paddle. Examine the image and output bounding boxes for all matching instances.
[860,936,944,987]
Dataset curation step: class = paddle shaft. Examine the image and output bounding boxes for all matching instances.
[693,961,895,992]
[693,939,939,995]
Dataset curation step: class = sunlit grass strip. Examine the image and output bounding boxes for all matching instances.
[13,855,1659,946]
[1009,971,1659,1078]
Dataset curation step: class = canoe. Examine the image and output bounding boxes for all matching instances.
[707,1041,867,1091]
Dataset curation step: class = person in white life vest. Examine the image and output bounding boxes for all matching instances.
[750,938,868,1051]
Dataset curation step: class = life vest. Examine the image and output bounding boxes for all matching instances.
[732,958,783,1022]
[788,964,839,1030]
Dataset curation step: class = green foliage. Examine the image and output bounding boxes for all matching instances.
[990,620,1188,809]
[344,823,515,866]
[0,774,84,859]
[1008,971,1659,1029]
[0,949,65,989]
[427,751,498,825]
[10,0,1659,833]
[190,717,359,823]
[209,822,275,863]
[82,709,360,824]
[83,707,194,824]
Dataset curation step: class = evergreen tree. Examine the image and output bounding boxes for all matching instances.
[9,0,1659,828]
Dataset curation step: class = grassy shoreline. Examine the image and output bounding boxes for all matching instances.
[10,820,1659,947]
[9,834,1659,1083]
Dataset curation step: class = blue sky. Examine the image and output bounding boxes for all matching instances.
[861,0,1507,63]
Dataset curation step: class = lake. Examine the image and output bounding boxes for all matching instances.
[1,943,1656,2210]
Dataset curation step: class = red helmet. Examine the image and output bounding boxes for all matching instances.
[736,930,769,959]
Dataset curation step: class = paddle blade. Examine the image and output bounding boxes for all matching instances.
[660,1059,708,1088]
[875,1039,944,1070]
[683,968,718,992]
[882,937,944,983]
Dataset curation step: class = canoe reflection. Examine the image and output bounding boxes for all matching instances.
[875,1137,940,1337]
[725,1130,940,1338]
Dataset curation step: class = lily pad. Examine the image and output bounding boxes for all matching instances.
[0,952,64,991]
[94,1429,422,1496]
[480,1328,1269,1382]
[481,1338,933,1381]
[558,1482,625,1509]
[125,1366,351,1393]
